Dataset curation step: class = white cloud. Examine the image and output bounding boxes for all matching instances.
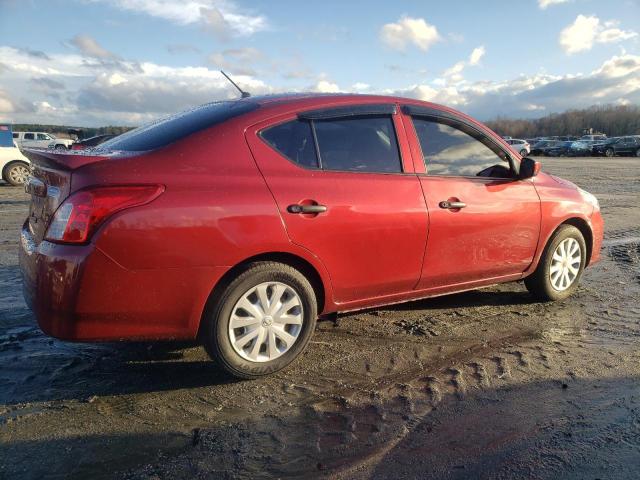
[93,0,268,38]
[352,82,370,91]
[70,34,117,59]
[208,47,262,76]
[380,16,441,51]
[1,42,639,126]
[0,89,15,114]
[538,0,570,9]
[469,46,485,66]
[314,80,341,93]
[560,15,637,54]
[442,46,486,84]
[387,54,640,119]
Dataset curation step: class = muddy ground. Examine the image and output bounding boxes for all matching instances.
[1,156,639,479]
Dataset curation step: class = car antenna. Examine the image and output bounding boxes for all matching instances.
[220,70,251,98]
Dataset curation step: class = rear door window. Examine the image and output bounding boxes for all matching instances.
[24,133,35,140]
[314,116,402,173]
[261,115,403,174]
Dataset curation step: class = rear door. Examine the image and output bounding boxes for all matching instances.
[246,104,429,304]
[401,105,541,289]
[617,137,637,154]
[21,133,37,148]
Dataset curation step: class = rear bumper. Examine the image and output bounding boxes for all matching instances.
[19,223,227,342]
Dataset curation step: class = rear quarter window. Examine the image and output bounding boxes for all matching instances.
[98,100,259,152]
[260,120,319,168]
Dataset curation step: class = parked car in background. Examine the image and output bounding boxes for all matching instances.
[546,141,574,157]
[1,126,30,186]
[506,138,530,156]
[71,134,117,150]
[530,140,563,156]
[568,141,593,156]
[592,136,640,157]
[20,94,603,378]
[580,134,607,142]
[13,131,74,150]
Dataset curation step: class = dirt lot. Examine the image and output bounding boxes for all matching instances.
[1,157,639,479]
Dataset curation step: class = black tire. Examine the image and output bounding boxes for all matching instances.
[3,161,30,186]
[520,149,528,156]
[55,144,67,150]
[524,225,586,301]
[202,261,318,379]
[605,148,614,157]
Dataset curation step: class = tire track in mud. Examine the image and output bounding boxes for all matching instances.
[136,337,572,479]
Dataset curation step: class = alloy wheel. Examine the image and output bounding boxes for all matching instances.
[228,281,304,362]
[8,164,29,185]
[549,238,581,291]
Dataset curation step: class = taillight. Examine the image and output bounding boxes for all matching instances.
[45,185,164,244]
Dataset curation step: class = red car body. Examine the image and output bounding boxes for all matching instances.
[19,94,603,342]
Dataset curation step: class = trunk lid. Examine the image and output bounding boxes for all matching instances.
[22,149,108,244]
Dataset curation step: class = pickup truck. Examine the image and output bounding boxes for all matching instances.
[13,131,74,150]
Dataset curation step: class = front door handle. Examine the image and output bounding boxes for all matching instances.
[287,204,327,214]
[439,201,467,209]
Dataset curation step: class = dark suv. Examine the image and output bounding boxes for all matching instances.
[592,137,640,157]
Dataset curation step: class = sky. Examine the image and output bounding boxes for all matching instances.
[0,0,639,127]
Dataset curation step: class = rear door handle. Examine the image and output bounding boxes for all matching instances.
[287,204,327,214]
[439,201,466,209]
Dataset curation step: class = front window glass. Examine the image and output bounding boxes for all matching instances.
[412,117,511,178]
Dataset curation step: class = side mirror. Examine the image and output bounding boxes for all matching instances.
[519,157,541,179]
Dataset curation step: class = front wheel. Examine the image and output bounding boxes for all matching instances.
[525,225,586,301]
[3,161,30,186]
[605,148,614,157]
[202,262,318,379]
[55,144,67,151]
[635,148,640,158]
[520,149,528,156]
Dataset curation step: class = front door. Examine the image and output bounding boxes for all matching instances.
[402,108,541,289]
[246,106,429,304]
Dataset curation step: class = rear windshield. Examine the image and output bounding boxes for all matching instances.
[97,100,259,152]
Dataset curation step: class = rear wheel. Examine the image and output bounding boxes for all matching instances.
[202,262,318,379]
[525,225,586,301]
[3,161,30,186]
[520,149,528,156]
[55,144,67,151]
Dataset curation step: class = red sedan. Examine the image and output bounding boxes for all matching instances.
[20,94,603,378]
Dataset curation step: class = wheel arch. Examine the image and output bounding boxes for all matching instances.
[197,251,329,339]
[561,217,593,266]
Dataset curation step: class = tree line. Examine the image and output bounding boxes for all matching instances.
[485,104,640,139]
